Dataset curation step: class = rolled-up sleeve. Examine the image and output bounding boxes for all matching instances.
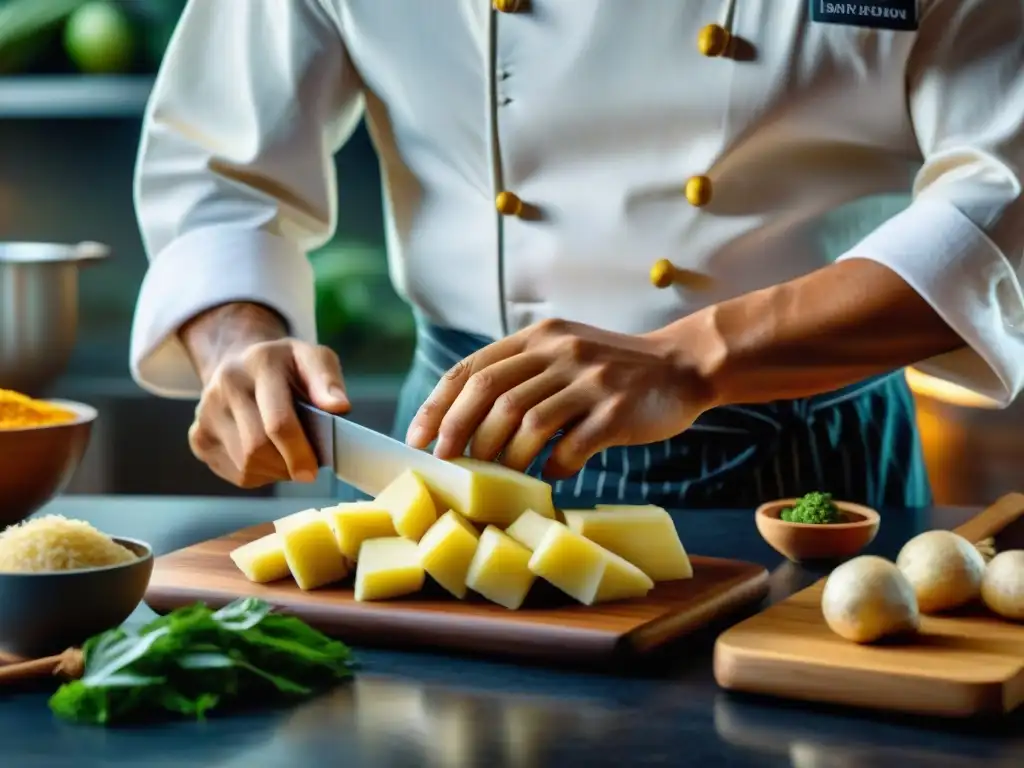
[836,0,1024,406]
[130,0,364,397]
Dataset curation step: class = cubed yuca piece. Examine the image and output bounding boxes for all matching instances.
[452,457,556,525]
[563,505,693,581]
[419,457,556,527]
[528,523,608,605]
[273,509,349,590]
[466,526,536,610]
[418,510,480,599]
[229,533,290,583]
[324,501,397,560]
[354,537,425,601]
[374,470,438,541]
[506,509,558,550]
[513,515,652,603]
[593,550,654,602]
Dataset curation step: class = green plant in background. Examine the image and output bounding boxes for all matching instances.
[0,0,187,75]
[0,0,86,73]
[311,240,415,343]
[63,0,135,74]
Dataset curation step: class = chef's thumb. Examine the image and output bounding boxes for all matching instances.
[294,344,351,414]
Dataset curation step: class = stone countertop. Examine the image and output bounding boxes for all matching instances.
[0,496,1019,767]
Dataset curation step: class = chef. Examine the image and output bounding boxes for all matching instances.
[130,0,1024,509]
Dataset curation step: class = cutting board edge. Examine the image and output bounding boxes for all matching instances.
[143,581,625,664]
[627,564,770,653]
[712,638,1023,717]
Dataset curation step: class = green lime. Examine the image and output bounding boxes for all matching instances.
[63,1,135,74]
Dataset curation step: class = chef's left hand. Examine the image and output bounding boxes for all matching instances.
[405,319,714,478]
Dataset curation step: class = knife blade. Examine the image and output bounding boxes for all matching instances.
[296,401,469,501]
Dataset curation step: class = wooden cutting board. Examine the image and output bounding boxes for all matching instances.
[144,523,769,665]
[714,493,1024,717]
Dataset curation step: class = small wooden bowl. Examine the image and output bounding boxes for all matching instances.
[755,499,880,563]
[0,399,96,528]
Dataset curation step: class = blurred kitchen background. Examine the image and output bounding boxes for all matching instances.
[1,0,1020,507]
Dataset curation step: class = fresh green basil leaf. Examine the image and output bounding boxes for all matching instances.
[50,598,354,725]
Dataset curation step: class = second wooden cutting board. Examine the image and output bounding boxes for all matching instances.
[714,493,1024,717]
[145,523,769,665]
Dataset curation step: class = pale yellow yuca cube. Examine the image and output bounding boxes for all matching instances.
[510,513,651,603]
[528,523,607,605]
[375,469,438,541]
[273,509,349,590]
[354,537,425,601]
[593,550,654,602]
[323,501,397,560]
[418,457,556,527]
[563,506,693,581]
[451,457,556,525]
[466,526,536,610]
[418,510,480,599]
[229,533,290,583]
[505,509,558,551]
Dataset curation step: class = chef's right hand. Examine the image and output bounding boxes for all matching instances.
[182,306,350,488]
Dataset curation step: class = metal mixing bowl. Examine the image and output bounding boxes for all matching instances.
[0,241,110,395]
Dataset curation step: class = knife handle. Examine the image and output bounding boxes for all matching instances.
[295,400,334,469]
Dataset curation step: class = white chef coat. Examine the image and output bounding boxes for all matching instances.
[130,0,1024,407]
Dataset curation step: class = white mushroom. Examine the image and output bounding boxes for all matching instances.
[895,530,986,614]
[822,555,919,644]
[981,550,1024,621]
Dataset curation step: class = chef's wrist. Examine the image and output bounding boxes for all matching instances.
[179,302,289,385]
[647,309,729,413]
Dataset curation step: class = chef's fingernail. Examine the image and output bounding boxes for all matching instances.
[295,469,317,483]
[406,426,428,447]
[433,436,454,457]
[328,385,349,403]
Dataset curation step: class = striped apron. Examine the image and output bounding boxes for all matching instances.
[387,318,933,510]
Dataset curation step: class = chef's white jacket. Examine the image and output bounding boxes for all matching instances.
[130,0,1024,407]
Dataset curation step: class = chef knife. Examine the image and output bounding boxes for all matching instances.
[295,400,469,500]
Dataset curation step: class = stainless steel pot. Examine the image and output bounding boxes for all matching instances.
[0,241,110,395]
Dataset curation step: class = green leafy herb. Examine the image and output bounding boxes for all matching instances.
[781,491,842,525]
[49,598,355,725]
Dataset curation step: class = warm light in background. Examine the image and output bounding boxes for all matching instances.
[904,367,1001,409]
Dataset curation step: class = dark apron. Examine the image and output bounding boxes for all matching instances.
[389,317,933,510]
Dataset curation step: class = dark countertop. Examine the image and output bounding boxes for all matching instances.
[2,496,1021,767]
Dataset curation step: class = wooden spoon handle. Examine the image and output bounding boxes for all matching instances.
[953,492,1024,543]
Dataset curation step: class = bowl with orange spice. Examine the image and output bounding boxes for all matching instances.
[0,389,97,527]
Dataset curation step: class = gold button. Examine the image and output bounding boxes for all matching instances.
[684,175,713,207]
[697,23,731,57]
[495,190,524,216]
[650,259,676,289]
[493,0,523,13]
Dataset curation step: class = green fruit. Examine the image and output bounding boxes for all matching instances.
[63,1,134,74]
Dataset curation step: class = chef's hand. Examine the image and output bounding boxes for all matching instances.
[181,303,350,488]
[405,319,714,478]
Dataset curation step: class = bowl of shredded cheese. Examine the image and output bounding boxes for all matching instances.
[0,389,97,528]
[0,515,153,657]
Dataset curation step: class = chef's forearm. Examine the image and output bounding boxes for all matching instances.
[179,302,289,384]
[671,258,966,407]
